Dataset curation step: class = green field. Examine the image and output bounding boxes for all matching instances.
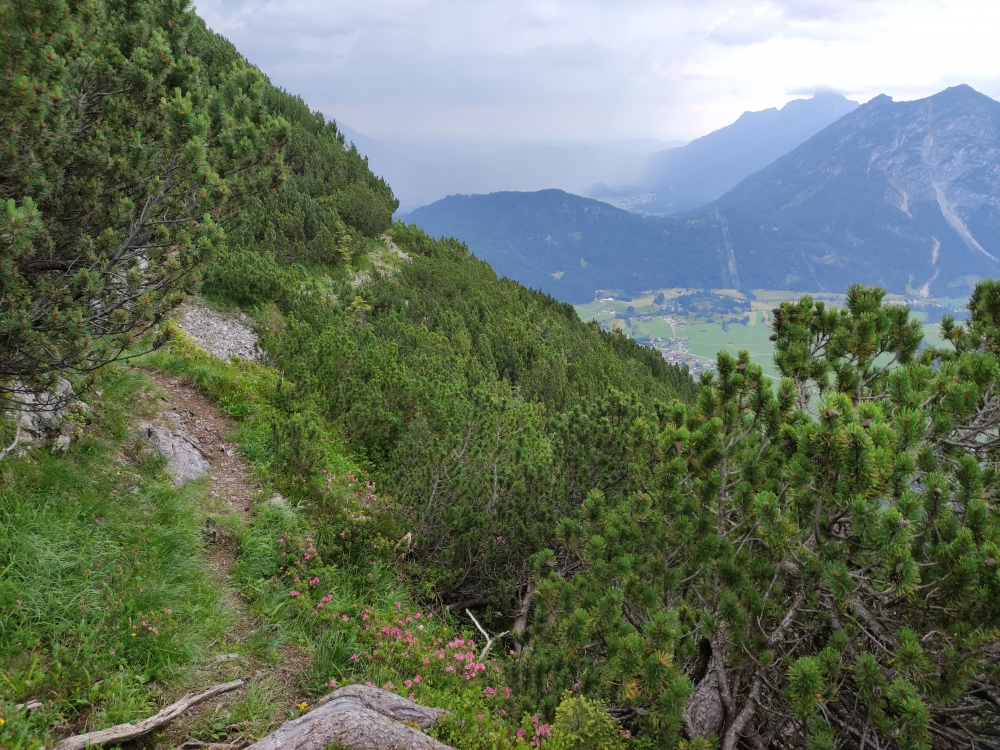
[576,288,961,382]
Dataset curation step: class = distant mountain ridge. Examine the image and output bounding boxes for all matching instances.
[405,86,1000,302]
[707,84,1000,296]
[594,91,859,214]
[402,190,732,301]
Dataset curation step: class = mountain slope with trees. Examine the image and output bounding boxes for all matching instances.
[403,189,736,302]
[5,3,1000,749]
[593,91,858,214]
[407,86,1000,302]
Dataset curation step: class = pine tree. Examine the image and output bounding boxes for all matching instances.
[0,0,286,405]
[522,283,1000,748]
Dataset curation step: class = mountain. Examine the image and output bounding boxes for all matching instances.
[402,190,734,302]
[595,92,858,214]
[332,126,682,214]
[707,84,1000,296]
[407,86,1000,301]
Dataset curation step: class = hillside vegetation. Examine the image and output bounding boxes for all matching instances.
[403,189,734,303]
[4,3,1000,750]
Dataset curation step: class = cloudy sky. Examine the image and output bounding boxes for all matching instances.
[194,0,1000,145]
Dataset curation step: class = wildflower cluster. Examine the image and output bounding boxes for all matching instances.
[276,533,336,617]
[516,714,552,747]
[313,470,409,567]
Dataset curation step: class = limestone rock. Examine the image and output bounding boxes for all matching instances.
[174,302,260,362]
[11,378,87,447]
[138,423,209,486]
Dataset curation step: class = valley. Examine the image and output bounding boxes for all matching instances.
[574,288,964,380]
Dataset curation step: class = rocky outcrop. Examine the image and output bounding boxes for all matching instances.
[173,302,261,362]
[137,423,209,486]
[54,683,454,750]
[6,377,88,452]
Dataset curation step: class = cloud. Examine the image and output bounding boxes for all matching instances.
[193,0,1000,143]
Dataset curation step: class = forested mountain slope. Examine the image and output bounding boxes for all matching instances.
[407,86,1000,302]
[7,3,1000,749]
[1,4,697,744]
[190,11,699,609]
[403,189,736,302]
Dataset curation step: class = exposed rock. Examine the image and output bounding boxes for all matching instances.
[9,378,88,447]
[173,302,260,362]
[51,433,72,453]
[245,685,452,750]
[53,683,452,750]
[267,493,289,508]
[138,423,209,486]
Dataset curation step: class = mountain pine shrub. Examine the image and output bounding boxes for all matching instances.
[521,284,1000,748]
[0,0,285,406]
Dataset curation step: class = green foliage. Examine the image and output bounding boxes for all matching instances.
[549,694,625,750]
[524,283,1000,747]
[0,0,286,403]
[186,17,397,267]
[146,341,527,749]
[0,368,227,747]
[204,222,696,610]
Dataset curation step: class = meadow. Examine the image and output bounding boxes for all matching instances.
[575,287,961,381]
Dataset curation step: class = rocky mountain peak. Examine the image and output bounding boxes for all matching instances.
[711,85,1000,295]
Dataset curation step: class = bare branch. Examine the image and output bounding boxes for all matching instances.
[54,680,245,750]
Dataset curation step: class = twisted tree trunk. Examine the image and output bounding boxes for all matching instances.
[54,683,454,750]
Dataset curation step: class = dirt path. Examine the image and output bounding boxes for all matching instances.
[144,371,258,524]
[140,370,308,747]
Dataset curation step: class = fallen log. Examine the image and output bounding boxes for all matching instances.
[53,680,246,750]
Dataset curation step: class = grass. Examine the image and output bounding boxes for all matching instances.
[0,369,228,749]
[576,287,960,383]
[0,289,965,749]
[142,336,534,747]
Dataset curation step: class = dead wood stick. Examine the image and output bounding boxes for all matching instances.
[0,424,21,463]
[466,608,508,662]
[54,679,245,750]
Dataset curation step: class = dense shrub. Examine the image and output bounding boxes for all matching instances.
[522,285,1000,748]
[0,0,285,406]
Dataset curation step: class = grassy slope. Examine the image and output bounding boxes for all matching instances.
[0,336,533,748]
[0,369,229,746]
[0,11,694,749]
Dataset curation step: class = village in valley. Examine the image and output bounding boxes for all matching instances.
[575,287,968,380]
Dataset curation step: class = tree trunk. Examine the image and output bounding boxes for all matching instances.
[244,685,454,750]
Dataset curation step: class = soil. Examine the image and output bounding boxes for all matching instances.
[138,370,310,748]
